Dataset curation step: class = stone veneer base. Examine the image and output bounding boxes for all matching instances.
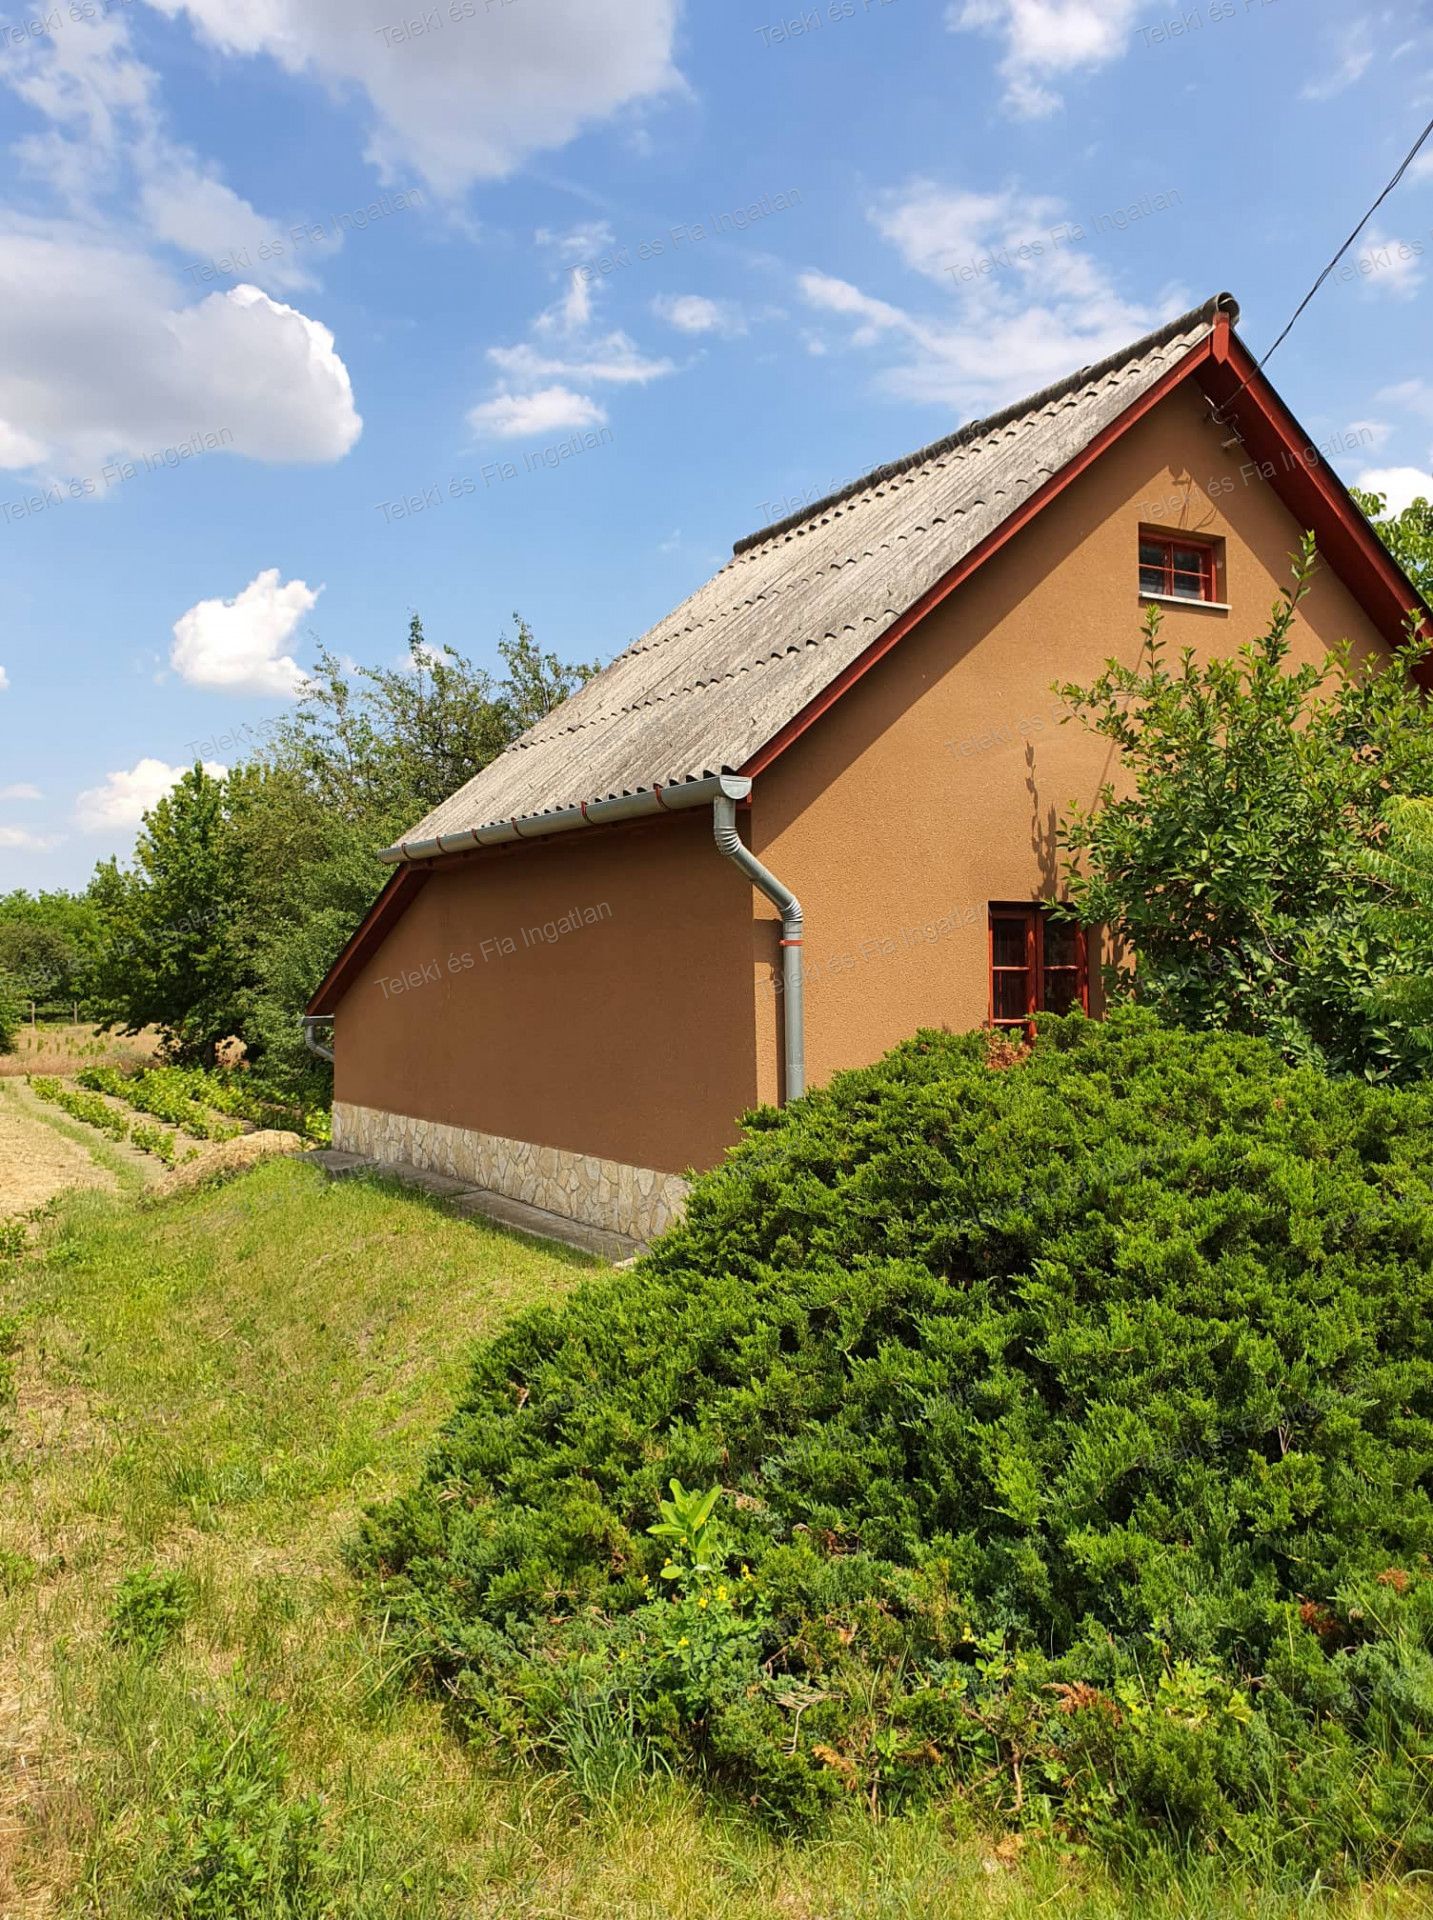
[332,1102,689,1245]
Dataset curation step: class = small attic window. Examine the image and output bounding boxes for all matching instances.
[1138,529,1221,605]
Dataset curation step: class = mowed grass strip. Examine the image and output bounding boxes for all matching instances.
[0,1159,1424,1919]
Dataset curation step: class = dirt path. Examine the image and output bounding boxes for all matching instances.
[0,1082,121,1216]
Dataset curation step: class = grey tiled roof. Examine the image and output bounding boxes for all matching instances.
[400,294,1235,849]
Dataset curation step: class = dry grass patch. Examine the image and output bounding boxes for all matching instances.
[0,1083,117,1220]
[0,1023,161,1079]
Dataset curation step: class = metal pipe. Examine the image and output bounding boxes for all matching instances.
[379,772,752,865]
[301,1015,335,1064]
[712,793,804,1102]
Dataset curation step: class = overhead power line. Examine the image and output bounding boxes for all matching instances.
[1215,110,1433,419]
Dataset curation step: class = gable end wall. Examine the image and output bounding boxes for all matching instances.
[748,382,1393,1100]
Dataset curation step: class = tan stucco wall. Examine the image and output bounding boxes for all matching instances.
[748,381,1393,1102]
[333,380,1397,1179]
[331,809,758,1175]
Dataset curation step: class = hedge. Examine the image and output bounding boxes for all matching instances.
[353,1012,1433,1880]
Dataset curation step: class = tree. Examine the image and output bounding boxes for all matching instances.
[87,765,253,1061]
[79,612,596,1072]
[0,887,106,1005]
[1057,536,1433,1081]
[1359,795,1433,1048]
[0,972,19,1054]
[0,922,77,1003]
[264,611,596,832]
[1352,487,1433,604]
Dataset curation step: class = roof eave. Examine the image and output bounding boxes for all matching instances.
[378,771,751,866]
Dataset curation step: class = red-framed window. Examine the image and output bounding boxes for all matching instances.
[1138,529,1220,603]
[989,905,1088,1030]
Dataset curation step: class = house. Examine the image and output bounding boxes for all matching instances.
[306,292,1430,1244]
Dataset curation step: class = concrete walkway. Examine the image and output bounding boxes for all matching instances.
[306,1148,646,1263]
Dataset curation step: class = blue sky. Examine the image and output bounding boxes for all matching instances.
[0,0,1430,890]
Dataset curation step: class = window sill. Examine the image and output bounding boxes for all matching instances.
[1140,591,1231,611]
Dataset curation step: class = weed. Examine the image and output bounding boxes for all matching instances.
[108,1566,192,1658]
[149,1703,334,1918]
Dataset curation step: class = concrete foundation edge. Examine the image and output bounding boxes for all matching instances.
[331,1101,689,1243]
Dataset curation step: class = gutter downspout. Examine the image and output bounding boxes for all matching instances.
[712,793,804,1102]
[301,1015,335,1065]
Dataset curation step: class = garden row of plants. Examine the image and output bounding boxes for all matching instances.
[77,1064,331,1146]
[30,1077,184,1167]
[76,1067,244,1143]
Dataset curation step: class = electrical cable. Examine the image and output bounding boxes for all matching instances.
[1213,111,1433,420]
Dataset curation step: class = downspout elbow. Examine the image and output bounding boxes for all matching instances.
[712,794,805,1102]
[302,1015,335,1065]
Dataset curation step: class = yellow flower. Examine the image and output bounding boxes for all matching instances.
[717,1585,729,1602]
[678,1636,689,1647]
[698,1595,708,1610]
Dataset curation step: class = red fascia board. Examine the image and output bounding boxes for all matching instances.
[1199,335,1432,669]
[305,863,430,1016]
[741,335,1218,780]
[742,321,1430,780]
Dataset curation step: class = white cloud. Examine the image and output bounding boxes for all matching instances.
[1378,379,1433,421]
[799,272,910,343]
[0,825,57,851]
[144,0,684,194]
[170,569,317,696]
[0,666,8,691]
[469,267,674,441]
[1347,418,1392,450]
[537,268,594,336]
[5,15,326,298]
[487,336,674,387]
[0,22,362,478]
[1355,467,1433,515]
[74,756,227,832]
[798,179,1172,417]
[140,161,331,292]
[536,220,617,263]
[866,178,1115,302]
[1301,20,1374,100]
[0,783,41,800]
[1347,228,1425,300]
[651,293,747,336]
[468,386,609,439]
[0,231,361,476]
[946,0,1141,118]
[8,11,156,197]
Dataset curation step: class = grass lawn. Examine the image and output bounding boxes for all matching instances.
[1,1158,1428,1918]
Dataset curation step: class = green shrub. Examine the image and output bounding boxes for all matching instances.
[108,1566,192,1658]
[76,1065,127,1098]
[353,1012,1433,1881]
[130,1121,179,1167]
